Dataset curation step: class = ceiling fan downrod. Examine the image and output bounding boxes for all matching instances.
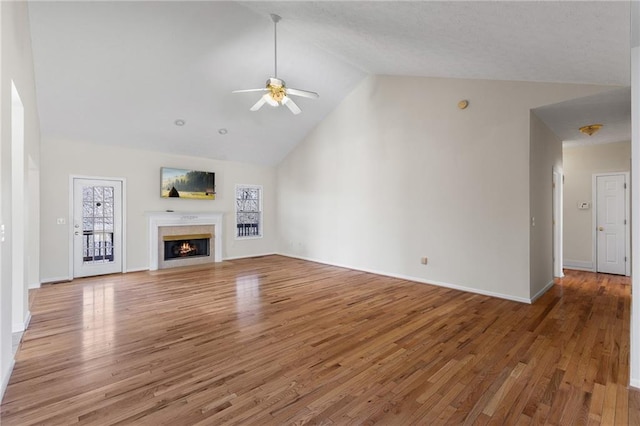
[271,14,281,78]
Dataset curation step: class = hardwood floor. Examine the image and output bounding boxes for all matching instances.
[1,255,637,424]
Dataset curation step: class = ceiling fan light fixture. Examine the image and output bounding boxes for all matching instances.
[579,123,603,136]
[232,14,318,114]
[264,93,278,107]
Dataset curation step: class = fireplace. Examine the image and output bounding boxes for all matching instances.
[163,234,211,260]
[147,212,223,270]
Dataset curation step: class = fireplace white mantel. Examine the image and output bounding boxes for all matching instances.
[147,212,223,270]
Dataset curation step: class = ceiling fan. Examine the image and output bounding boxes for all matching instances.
[232,14,319,115]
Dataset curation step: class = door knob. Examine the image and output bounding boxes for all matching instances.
[599,226,604,231]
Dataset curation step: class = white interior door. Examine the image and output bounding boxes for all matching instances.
[596,174,627,275]
[73,178,123,278]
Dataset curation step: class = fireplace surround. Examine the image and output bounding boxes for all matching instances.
[147,212,223,270]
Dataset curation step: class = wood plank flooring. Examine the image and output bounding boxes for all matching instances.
[1,255,637,424]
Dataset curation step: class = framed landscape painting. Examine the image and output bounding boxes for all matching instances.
[161,167,215,200]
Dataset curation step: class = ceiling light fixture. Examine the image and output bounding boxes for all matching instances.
[231,14,319,115]
[218,128,228,135]
[579,123,603,136]
[174,119,186,126]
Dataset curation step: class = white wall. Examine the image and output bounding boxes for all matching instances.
[40,140,277,282]
[0,1,41,399]
[562,141,631,270]
[27,156,40,289]
[277,75,614,302]
[529,112,562,299]
[630,0,639,390]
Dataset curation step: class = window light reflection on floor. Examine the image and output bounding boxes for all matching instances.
[82,283,115,360]
[235,275,261,327]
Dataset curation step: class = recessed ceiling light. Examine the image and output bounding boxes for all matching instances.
[218,128,228,135]
[174,119,186,126]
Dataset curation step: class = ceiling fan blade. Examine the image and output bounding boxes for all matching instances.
[264,93,278,107]
[287,88,319,99]
[232,88,268,94]
[282,96,301,115]
[250,96,268,111]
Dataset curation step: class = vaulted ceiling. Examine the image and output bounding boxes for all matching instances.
[28,1,631,166]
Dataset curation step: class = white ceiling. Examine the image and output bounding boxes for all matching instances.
[534,88,631,147]
[28,1,632,166]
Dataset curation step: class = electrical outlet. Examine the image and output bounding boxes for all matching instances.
[420,256,428,265]
[56,218,66,225]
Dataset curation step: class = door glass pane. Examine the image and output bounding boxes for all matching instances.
[82,185,115,264]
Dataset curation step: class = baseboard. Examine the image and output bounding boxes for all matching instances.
[224,252,278,261]
[630,377,640,390]
[24,311,31,330]
[40,276,72,285]
[563,259,594,272]
[126,267,148,273]
[1,358,16,402]
[12,311,31,334]
[28,281,41,290]
[280,253,532,304]
[531,280,555,303]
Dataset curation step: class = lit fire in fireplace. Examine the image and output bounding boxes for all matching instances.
[179,242,196,256]
[171,241,198,257]
[163,233,211,261]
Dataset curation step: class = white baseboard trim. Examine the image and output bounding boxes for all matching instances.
[531,280,555,303]
[280,253,532,304]
[40,276,72,285]
[28,281,41,290]
[24,311,31,330]
[630,378,640,389]
[563,259,594,272]
[126,267,148,273]
[1,358,15,401]
[12,311,31,334]
[224,252,278,261]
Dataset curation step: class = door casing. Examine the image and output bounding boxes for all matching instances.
[553,169,564,278]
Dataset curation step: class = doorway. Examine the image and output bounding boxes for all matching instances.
[593,173,629,276]
[72,177,124,278]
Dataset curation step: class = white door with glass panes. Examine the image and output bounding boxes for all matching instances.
[73,178,123,277]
